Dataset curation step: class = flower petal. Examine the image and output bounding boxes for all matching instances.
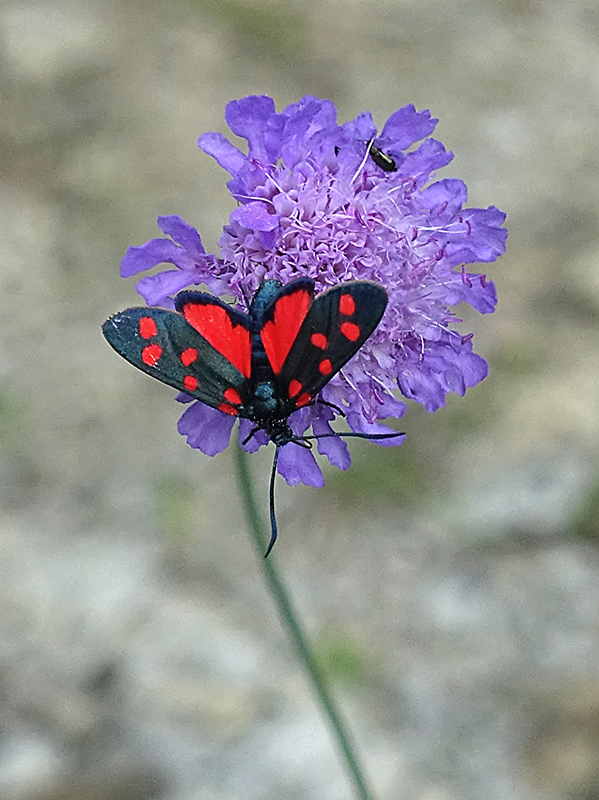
[225,95,278,162]
[135,270,200,306]
[231,201,280,232]
[397,332,489,412]
[379,105,438,150]
[443,271,498,314]
[175,391,195,404]
[370,388,407,420]
[238,419,270,452]
[397,138,453,186]
[177,402,235,455]
[277,443,325,488]
[451,206,508,263]
[312,415,351,470]
[198,132,246,175]
[121,239,196,277]
[418,178,468,218]
[279,96,338,165]
[157,215,206,258]
[342,111,377,144]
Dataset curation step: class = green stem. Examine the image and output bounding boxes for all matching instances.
[234,444,376,800]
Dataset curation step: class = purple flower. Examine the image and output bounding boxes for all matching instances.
[121,95,507,486]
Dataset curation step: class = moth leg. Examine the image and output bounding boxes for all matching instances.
[242,425,261,445]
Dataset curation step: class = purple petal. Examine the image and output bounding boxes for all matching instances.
[443,272,498,314]
[281,95,337,127]
[277,443,325,488]
[238,419,270,453]
[342,111,377,144]
[397,333,489,412]
[398,366,447,413]
[177,402,235,455]
[135,270,199,305]
[278,97,338,165]
[198,132,246,175]
[372,390,408,419]
[121,239,197,277]
[418,178,468,219]
[225,95,277,163]
[312,415,351,470]
[231,202,280,232]
[379,105,437,150]
[454,206,508,262]
[397,139,453,186]
[288,407,312,438]
[157,215,206,259]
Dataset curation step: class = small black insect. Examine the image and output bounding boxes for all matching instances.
[369,144,397,173]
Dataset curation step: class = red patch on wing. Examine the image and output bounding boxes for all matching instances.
[139,316,158,339]
[142,344,162,365]
[319,358,333,375]
[224,387,242,406]
[260,289,311,374]
[218,402,239,416]
[310,332,328,350]
[181,302,251,378]
[340,321,360,341]
[288,379,302,398]
[183,375,198,392]
[295,392,312,408]
[339,293,356,316]
[181,347,198,366]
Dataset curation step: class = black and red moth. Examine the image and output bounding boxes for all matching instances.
[102,277,396,554]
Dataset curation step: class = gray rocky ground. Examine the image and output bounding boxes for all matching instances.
[2,0,599,798]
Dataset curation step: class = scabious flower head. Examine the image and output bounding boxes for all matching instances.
[121,95,507,487]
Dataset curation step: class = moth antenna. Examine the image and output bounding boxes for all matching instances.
[301,430,404,442]
[264,446,281,558]
[317,399,345,417]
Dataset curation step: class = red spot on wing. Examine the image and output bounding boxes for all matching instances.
[142,344,162,365]
[260,289,311,374]
[288,379,302,398]
[340,321,361,341]
[319,358,333,375]
[181,347,198,366]
[224,387,242,406]
[339,293,356,315]
[310,332,328,350]
[218,402,239,416]
[182,302,251,378]
[183,375,198,392]
[295,392,312,408]
[139,316,158,339]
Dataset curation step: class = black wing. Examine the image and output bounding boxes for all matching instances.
[102,306,250,417]
[274,281,388,411]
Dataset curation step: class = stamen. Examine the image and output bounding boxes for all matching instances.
[231,193,277,207]
[349,141,373,185]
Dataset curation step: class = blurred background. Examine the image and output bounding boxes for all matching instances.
[2,0,599,798]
